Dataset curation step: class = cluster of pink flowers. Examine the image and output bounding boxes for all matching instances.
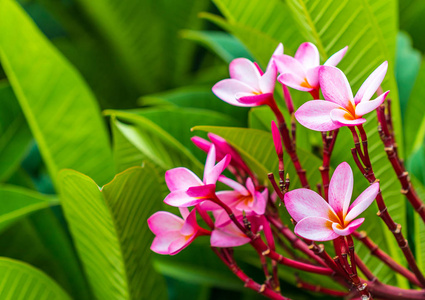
[148,139,270,255]
[148,41,385,255]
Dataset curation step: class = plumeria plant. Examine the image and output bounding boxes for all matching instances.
[148,42,425,300]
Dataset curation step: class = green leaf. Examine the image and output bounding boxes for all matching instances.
[400,0,425,53]
[59,165,168,300]
[405,61,425,156]
[105,110,203,174]
[111,117,147,174]
[0,82,32,181]
[0,185,56,232]
[129,107,243,161]
[206,0,304,65]
[181,30,253,63]
[0,0,114,187]
[73,0,210,93]
[396,32,421,119]
[0,257,71,299]
[139,85,250,125]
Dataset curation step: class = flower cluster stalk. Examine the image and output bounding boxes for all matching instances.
[212,247,289,300]
[349,124,425,287]
[353,230,422,287]
[377,99,425,223]
[149,41,425,300]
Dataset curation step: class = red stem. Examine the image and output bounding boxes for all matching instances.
[353,231,422,287]
[296,278,347,297]
[211,194,333,276]
[350,125,425,287]
[267,97,309,188]
[212,248,289,300]
[376,104,425,223]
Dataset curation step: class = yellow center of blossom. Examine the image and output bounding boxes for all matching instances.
[300,78,312,89]
[340,100,358,120]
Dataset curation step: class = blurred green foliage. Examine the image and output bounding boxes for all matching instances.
[0,0,425,299]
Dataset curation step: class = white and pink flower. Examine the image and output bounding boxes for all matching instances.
[164,145,230,207]
[284,162,379,241]
[148,208,210,255]
[212,44,283,107]
[274,42,347,97]
[294,62,389,131]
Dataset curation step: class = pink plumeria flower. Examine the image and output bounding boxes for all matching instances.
[212,44,283,107]
[191,133,251,176]
[284,162,379,241]
[164,145,230,207]
[294,62,389,131]
[210,213,263,247]
[148,208,210,255]
[274,42,347,97]
[203,176,268,215]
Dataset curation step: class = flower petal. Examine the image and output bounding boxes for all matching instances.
[259,61,277,93]
[306,66,320,90]
[295,217,339,241]
[219,176,248,194]
[295,42,320,69]
[164,190,205,207]
[284,188,336,222]
[278,73,313,92]
[328,162,353,220]
[180,209,198,235]
[355,91,389,116]
[271,121,283,157]
[319,66,353,107]
[345,182,379,223]
[332,218,364,236]
[210,223,250,247]
[324,46,348,67]
[204,144,217,183]
[229,58,261,90]
[236,93,273,106]
[274,54,306,78]
[151,231,182,255]
[169,234,196,255]
[266,43,284,71]
[148,211,184,235]
[205,154,231,185]
[191,136,211,153]
[295,100,342,131]
[212,79,256,107]
[354,61,388,105]
[165,167,203,192]
[252,190,267,215]
[214,190,243,208]
[330,108,366,127]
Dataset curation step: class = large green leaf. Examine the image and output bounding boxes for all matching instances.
[59,165,167,300]
[405,61,425,156]
[73,0,209,93]
[0,82,31,181]
[181,30,253,63]
[129,107,242,161]
[0,0,114,187]
[0,257,71,299]
[206,0,304,65]
[396,32,421,120]
[0,185,56,232]
[399,0,425,53]
[139,85,250,125]
[105,110,203,174]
